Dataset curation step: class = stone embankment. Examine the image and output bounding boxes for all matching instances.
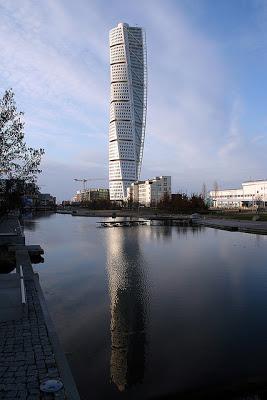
[57,208,154,217]
[198,217,267,235]
[57,208,192,219]
[0,217,80,400]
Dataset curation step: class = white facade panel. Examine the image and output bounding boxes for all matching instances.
[110,64,128,82]
[109,27,124,46]
[110,82,130,101]
[109,22,147,201]
[118,141,135,160]
[110,102,132,122]
[110,44,126,64]
[109,141,120,160]
[109,161,122,180]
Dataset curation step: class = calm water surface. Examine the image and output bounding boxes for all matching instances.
[23,213,267,399]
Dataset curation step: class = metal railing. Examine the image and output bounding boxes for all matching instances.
[19,265,26,305]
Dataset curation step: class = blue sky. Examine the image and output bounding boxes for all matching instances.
[1,0,267,200]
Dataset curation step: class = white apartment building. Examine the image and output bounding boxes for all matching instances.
[127,176,171,207]
[109,22,147,201]
[210,180,267,208]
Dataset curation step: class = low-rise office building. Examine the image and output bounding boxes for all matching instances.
[72,188,109,203]
[127,176,171,207]
[38,193,56,207]
[23,193,56,209]
[210,180,267,208]
[0,180,56,210]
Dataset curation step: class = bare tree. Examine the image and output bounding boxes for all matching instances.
[213,181,219,197]
[201,182,207,201]
[212,181,219,208]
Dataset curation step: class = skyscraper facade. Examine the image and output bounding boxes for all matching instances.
[109,23,147,201]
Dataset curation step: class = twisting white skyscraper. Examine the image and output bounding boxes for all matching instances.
[109,23,147,201]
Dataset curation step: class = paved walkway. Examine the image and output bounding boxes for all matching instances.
[0,279,63,400]
[0,218,80,400]
[0,275,22,322]
[0,218,22,235]
[0,217,24,246]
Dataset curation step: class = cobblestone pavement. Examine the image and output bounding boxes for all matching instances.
[0,217,22,235]
[0,279,65,400]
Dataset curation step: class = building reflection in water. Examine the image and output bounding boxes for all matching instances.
[106,227,147,392]
[147,224,205,242]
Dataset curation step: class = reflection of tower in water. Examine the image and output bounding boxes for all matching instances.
[106,227,147,391]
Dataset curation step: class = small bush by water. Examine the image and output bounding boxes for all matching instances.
[0,246,16,273]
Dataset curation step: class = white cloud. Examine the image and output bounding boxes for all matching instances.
[0,0,108,118]
[40,153,108,201]
[1,0,267,198]
[219,97,242,157]
[251,134,267,144]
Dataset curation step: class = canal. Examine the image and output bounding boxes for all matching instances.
[23,213,267,399]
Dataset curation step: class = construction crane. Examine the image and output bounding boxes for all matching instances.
[74,178,106,191]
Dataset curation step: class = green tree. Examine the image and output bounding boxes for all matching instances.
[158,192,207,213]
[0,89,44,214]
